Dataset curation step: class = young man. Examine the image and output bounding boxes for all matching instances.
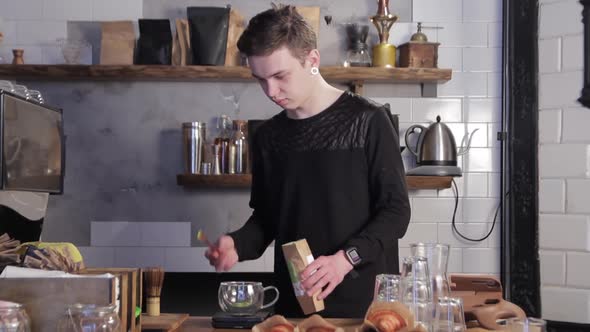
[205,5,410,318]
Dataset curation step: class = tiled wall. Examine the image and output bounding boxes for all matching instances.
[0,1,502,276]
[538,0,590,324]
[539,0,590,323]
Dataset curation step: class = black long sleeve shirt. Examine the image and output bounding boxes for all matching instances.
[229,91,411,318]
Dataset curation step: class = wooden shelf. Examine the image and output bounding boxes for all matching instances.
[0,64,451,84]
[177,174,453,190]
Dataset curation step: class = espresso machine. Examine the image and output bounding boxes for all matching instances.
[0,89,65,244]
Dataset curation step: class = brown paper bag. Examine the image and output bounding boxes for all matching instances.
[281,239,324,315]
[100,21,135,65]
[296,6,320,39]
[172,19,192,66]
[225,8,246,66]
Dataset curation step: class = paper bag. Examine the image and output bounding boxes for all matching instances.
[100,21,135,65]
[296,6,321,39]
[281,239,324,315]
[225,8,246,66]
[172,19,192,66]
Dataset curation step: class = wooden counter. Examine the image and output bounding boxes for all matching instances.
[171,317,496,332]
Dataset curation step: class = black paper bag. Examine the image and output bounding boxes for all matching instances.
[187,7,230,66]
[136,19,172,65]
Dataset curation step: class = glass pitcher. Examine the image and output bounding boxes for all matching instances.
[410,243,451,301]
[57,304,120,332]
[0,302,31,332]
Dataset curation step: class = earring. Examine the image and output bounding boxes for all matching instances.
[311,66,319,75]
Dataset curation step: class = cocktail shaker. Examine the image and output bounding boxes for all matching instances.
[182,122,206,174]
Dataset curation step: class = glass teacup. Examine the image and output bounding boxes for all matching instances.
[218,281,279,316]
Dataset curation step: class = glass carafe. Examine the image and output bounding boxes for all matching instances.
[57,304,120,332]
[0,302,31,332]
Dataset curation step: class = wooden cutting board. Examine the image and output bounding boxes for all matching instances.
[142,313,189,331]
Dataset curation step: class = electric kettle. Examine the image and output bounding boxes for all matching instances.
[404,115,477,176]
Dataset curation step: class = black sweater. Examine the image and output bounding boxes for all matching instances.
[229,91,411,318]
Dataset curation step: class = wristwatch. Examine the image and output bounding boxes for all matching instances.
[344,247,362,267]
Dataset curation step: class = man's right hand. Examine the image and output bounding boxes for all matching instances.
[204,235,239,272]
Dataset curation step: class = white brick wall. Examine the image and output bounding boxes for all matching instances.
[539,0,590,324]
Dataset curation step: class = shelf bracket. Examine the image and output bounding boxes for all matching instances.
[421,83,437,98]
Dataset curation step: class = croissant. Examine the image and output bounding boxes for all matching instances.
[362,302,414,332]
[294,315,343,332]
[253,315,295,332]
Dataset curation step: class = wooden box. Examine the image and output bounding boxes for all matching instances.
[79,267,143,332]
[398,41,440,68]
[0,277,116,332]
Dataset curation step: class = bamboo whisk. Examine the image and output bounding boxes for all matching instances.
[145,266,165,316]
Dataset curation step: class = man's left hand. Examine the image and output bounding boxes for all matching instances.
[300,250,354,301]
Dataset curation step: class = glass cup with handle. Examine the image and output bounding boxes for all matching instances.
[218,281,279,316]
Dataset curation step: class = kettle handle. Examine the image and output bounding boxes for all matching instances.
[404,124,427,158]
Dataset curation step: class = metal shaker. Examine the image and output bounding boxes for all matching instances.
[182,122,206,174]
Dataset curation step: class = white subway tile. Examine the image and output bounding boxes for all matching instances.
[487,222,501,247]
[541,286,590,324]
[464,98,502,123]
[447,248,463,273]
[539,179,565,213]
[487,23,502,47]
[42,45,63,65]
[462,248,500,274]
[464,148,500,173]
[43,0,93,21]
[437,47,462,72]
[0,0,43,20]
[539,109,562,144]
[562,108,590,142]
[388,23,415,47]
[539,71,584,109]
[371,97,412,122]
[411,98,462,122]
[409,189,439,198]
[566,252,590,288]
[0,44,43,64]
[439,172,488,198]
[411,198,462,222]
[487,73,501,97]
[114,247,165,268]
[463,0,502,22]
[539,1,584,38]
[563,34,584,71]
[463,47,501,72]
[462,198,499,223]
[539,38,561,73]
[399,223,438,247]
[0,20,17,45]
[140,222,191,247]
[488,123,501,148]
[413,0,462,23]
[92,0,143,21]
[488,173,501,198]
[91,221,141,247]
[78,246,116,268]
[16,20,66,45]
[438,72,488,97]
[540,250,566,286]
[539,144,590,177]
[539,214,590,250]
[438,23,488,47]
[567,179,590,214]
[164,247,208,272]
[437,223,489,248]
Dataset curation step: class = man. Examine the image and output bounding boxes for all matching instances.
[205,5,410,318]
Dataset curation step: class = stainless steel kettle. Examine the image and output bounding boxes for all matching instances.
[405,115,477,166]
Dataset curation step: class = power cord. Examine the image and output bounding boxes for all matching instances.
[450,178,507,242]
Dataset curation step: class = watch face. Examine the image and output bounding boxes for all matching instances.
[347,248,361,264]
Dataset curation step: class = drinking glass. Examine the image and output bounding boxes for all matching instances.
[506,317,546,332]
[374,274,401,302]
[435,297,466,332]
[401,256,433,330]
